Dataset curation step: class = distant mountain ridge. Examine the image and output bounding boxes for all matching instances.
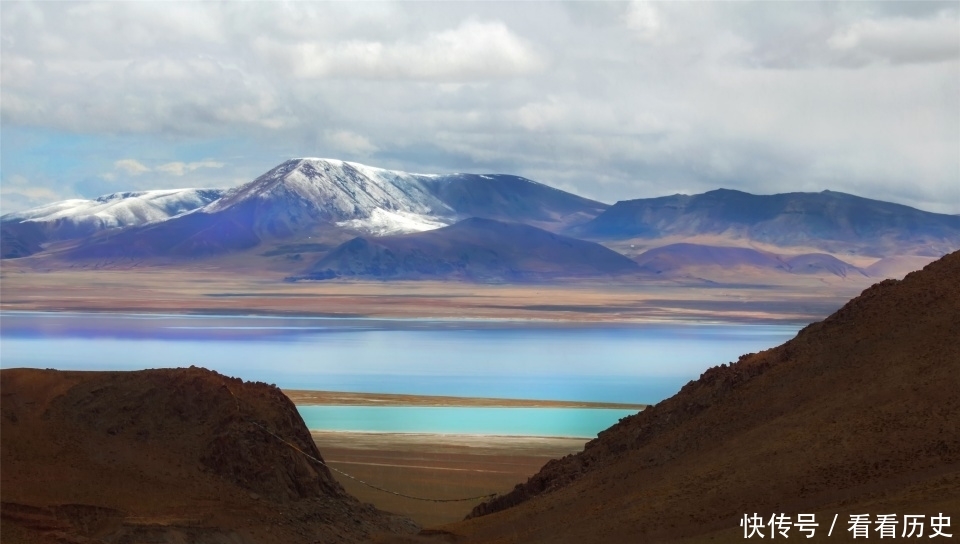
[2,160,957,280]
[0,188,224,258]
[202,158,606,238]
[299,217,639,282]
[575,188,960,257]
[1,158,607,260]
[633,243,869,278]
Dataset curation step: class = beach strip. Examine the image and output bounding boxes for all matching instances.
[285,389,647,409]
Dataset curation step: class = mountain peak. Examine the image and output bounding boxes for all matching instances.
[203,158,455,234]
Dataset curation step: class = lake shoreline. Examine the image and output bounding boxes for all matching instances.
[0,266,857,325]
[285,389,648,410]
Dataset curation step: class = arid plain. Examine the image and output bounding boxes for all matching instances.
[0,261,870,324]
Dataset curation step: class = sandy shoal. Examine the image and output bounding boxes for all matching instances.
[287,389,646,410]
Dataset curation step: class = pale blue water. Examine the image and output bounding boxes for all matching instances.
[298,406,638,437]
[0,311,798,404]
[0,311,800,435]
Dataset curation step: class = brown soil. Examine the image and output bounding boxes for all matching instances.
[379,251,960,543]
[0,367,418,544]
[0,262,866,324]
[312,432,588,527]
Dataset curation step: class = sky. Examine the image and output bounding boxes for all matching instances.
[2,1,958,216]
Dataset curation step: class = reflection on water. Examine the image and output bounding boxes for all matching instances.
[0,311,799,405]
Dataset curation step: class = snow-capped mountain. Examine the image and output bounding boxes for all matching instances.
[2,188,225,242]
[203,158,458,236]
[3,157,609,259]
[3,158,956,275]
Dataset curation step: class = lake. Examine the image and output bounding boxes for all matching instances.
[0,311,799,435]
[298,406,639,437]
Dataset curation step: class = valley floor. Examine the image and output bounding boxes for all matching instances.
[292,391,641,525]
[0,264,869,324]
[313,431,587,527]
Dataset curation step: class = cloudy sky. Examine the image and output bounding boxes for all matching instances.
[2,1,958,215]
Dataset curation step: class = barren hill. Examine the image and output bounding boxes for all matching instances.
[424,251,960,543]
[575,189,960,257]
[632,243,869,279]
[0,367,417,544]
[300,217,640,282]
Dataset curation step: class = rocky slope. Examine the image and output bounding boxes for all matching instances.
[298,217,640,282]
[439,251,960,543]
[0,366,417,544]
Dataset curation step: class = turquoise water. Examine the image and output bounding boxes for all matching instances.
[297,406,639,437]
[0,311,800,405]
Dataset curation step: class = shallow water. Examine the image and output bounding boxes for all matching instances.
[0,311,799,405]
[297,406,639,438]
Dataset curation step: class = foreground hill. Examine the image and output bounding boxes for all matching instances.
[576,189,960,257]
[298,217,640,281]
[422,251,960,543]
[0,367,417,544]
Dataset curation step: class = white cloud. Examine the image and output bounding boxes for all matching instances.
[155,160,225,177]
[114,159,150,176]
[0,2,957,214]
[828,13,960,65]
[324,131,378,156]
[0,175,69,215]
[624,1,662,42]
[104,158,224,181]
[254,19,543,81]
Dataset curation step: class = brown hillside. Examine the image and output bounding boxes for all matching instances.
[424,251,960,543]
[0,366,417,544]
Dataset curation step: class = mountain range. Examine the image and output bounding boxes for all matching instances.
[3,158,958,282]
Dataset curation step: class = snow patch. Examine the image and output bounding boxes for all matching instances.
[336,208,450,236]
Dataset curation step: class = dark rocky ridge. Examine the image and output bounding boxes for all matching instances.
[0,366,418,544]
[457,251,960,543]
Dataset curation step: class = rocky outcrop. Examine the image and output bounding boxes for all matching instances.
[461,251,960,543]
[0,366,418,544]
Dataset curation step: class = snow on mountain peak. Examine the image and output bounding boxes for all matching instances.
[2,188,225,240]
[205,157,455,234]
